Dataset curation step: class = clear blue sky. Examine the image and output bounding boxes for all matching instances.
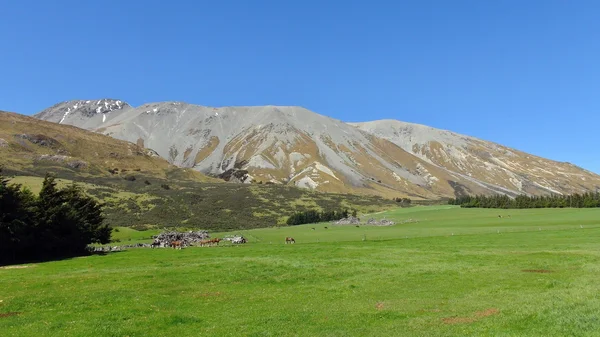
[1,1,599,172]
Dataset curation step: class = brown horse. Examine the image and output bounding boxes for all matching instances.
[171,241,183,249]
[199,238,221,247]
[285,237,295,244]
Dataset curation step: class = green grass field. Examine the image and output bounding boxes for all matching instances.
[2,206,600,336]
[215,205,600,244]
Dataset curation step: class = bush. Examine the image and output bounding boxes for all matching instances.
[0,172,110,264]
[394,197,412,206]
[286,209,350,226]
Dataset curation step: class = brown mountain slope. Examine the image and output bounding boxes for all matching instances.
[0,111,216,183]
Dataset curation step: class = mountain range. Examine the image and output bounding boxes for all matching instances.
[33,99,600,199]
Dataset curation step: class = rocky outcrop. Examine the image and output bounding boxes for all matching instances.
[366,218,395,226]
[17,134,59,148]
[333,216,361,225]
[152,230,210,247]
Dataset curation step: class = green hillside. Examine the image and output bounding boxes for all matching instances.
[5,174,399,230]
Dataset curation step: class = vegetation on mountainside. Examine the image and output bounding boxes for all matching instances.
[0,172,110,264]
[449,192,600,209]
[286,209,358,226]
[4,172,398,231]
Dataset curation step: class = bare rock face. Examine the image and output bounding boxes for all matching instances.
[145,149,160,157]
[67,160,88,169]
[351,120,600,196]
[0,138,7,148]
[34,100,600,198]
[37,154,70,162]
[17,134,59,148]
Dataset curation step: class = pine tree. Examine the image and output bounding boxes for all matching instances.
[0,173,36,262]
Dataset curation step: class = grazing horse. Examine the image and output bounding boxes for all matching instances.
[151,240,160,248]
[285,237,295,244]
[199,239,211,247]
[208,238,221,246]
[171,241,183,249]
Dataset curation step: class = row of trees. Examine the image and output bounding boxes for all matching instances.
[286,209,357,226]
[448,192,600,209]
[0,172,111,264]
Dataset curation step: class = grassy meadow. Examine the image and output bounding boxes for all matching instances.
[2,206,600,336]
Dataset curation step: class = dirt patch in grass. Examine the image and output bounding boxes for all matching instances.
[522,269,554,273]
[442,316,475,324]
[0,312,22,318]
[475,308,499,317]
[375,302,385,310]
[442,308,499,325]
[0,265,33,270]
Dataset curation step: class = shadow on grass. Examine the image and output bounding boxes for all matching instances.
[0,250,125,267]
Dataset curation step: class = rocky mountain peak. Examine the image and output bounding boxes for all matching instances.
[35,99,131,125]
[33,99,600,199]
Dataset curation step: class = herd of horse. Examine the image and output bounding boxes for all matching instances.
[150,236,296,249]
[152,237,224,249]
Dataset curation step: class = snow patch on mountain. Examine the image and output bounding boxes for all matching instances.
[59,108,71,124]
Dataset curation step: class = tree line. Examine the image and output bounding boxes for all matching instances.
[0,172,111,264]
[286,209,358,226]
[448,192,600,209]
